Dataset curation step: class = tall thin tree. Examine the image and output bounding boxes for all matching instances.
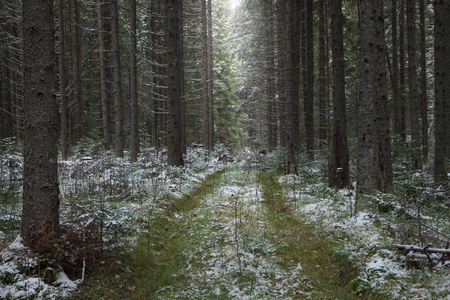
[166,0,183,166]
[286,0,301,173]
[434,0,447,185]
[111,0,123,157]
[318,0,327,148]
[59,0,68,160]
[74,0,83,140]
[407,0,422,170]
[97,0,112,148]
[305,0,314,159]
[419,0,428,162]
[328,0,349,189]
[130,0,139,163]
[391,0,401,141]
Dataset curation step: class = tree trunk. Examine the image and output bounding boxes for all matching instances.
[166,0,183,166]
[375,0,394,193]
[399,0,407,142]
[202,0,210,153]
[445,2,450,162]
[111,0,123,157]
[276,0,287,148]
[305,0,314,159]
[264,0,276,151]
[318,0,327,149]
[130,0,138,163]
[391,0,401,140]
[434,0,447,185]
[419,0,428,162]
[97,0,112,149]
[207,0,214,152]
[328,0,349,189]
[150,0,159,151]
[59,0,68,161]
[356,0,393,210]
[74,0,83,141]
[21,0,60,247]
[286,0,301,173]
[407,0,422,170]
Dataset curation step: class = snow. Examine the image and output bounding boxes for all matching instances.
[1,144,449,298]
[0,236,79,299]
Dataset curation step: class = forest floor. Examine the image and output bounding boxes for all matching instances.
[71,162,450,299]
[2,148,450,299]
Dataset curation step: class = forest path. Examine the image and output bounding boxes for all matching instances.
[150,168,361,299]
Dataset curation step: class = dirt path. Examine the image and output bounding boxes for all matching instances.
[151,169,363,299]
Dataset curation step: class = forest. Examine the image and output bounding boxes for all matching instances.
[0,0,449,298]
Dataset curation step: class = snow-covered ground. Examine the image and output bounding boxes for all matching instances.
[280,173,450,299]
[1,146,449,299]
[156,169,312,299]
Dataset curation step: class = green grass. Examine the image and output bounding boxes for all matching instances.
[70,170,225,299]
[259,171,387,300]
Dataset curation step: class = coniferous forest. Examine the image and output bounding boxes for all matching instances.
[0,0,449,298]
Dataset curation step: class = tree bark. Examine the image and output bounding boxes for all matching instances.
[59,0,68,160]
[419,0,428,162]
[328,0,349,189]
[399,0,407,142]
[434,0,447,185]
[74,0,83,140]
[318,0,327,148]
[111,0,123,157]
[97,0,112,149]
[286,0,301,173]
[207,0,214,152]
[21,0,60,246]
[166,0,183,166]
[391,0,401,140]
[305,0,314,159]
[202,0,210,153]
[407,0,422,170]
[356,0,393,210]
[130,0,139,163]
[276,0,287,148]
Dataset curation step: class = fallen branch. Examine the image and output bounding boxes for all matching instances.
[393,244,450,255]
[393,244,450,268]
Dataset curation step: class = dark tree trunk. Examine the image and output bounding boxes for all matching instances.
[328,0,349,189]
[21,0,60,247]
[59,0,68,160]
[276,0,287,148]
[166,0,183,166]
[286,0,301,173]
[305,0,314,159]
[399,0,407,142]
[97,0,112,149]
[318,0,327,148]
[375,0,394,193]
[445,2,450,162]
[434,0,447,185]
[202,0,210,153]
[111,0,123,157]
[264,0,276,151]
[150,0,159,151]
[130,0,138,163]
[391,0,401,140]
[74,0,83,140]
[407,0,422,170]
[207,0,214,152]
[419,0,428,162]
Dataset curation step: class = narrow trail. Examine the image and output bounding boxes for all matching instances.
[148,168,363,299]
